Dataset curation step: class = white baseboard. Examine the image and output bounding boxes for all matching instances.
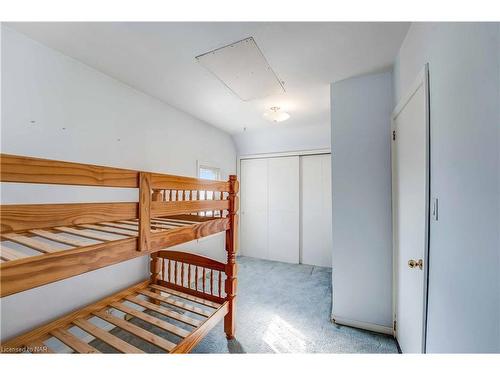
[331,315,393,335]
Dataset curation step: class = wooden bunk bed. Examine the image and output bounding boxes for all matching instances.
[0,154,239,353]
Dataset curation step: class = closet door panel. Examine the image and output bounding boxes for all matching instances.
[240,159,268,259]
[300,154,332,267]
[268,156,300,263]
[268,213,299,263]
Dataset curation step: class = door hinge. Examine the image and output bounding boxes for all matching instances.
[393,320,397,331]
[432,197,439,221]
[392,130,396,141]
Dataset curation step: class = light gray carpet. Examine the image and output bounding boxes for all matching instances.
[192,256,398,353]
[91,256,398,353]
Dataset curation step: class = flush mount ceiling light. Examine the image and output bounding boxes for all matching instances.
[263,107,290,123]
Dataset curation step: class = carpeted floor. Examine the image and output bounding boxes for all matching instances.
[91,256,398,353]
[191,256,398,353]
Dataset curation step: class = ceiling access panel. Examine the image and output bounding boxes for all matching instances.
[196,37,285,101]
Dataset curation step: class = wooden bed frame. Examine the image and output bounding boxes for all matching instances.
[0,154,239,353]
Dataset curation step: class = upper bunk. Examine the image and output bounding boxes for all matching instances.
[0,154,239,298]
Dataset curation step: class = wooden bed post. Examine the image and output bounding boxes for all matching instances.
[224,175,239,339]
[150,189,163,304]
[138,172,152,252]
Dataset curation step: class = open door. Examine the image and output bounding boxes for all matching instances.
[391,64,430,353]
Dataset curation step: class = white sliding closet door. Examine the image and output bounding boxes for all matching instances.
[240,156,300,263]
[268,156,300,263]
[240,159,269,259]
[300,154,332,267]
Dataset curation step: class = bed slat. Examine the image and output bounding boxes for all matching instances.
[110,301,190,338]
[161,219,201,225]
[138,289,212,318]
[93,310,176,352]
[50,328,100,353]
[117,220,139,225]
[73,318,144,354]
[121,220,180,230]
[2,233,60,253]
[54,226,113,241]
[150,284,220,308]
[99,222,139,231]
[152,218,190,226]
[0,243,29,261]
[78,224,136,237]
[124,295,201,327]
[29,229,89,247]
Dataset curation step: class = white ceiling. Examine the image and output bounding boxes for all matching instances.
[6,22,410,134]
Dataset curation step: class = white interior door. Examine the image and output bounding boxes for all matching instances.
[392,65,430,353]
[268,156,300,263]
[240,158,269,259]
[300,154,332,267]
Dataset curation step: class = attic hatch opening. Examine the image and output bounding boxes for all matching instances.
[196,37,285,101]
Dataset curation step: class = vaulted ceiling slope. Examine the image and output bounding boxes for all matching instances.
[6,22,410,134]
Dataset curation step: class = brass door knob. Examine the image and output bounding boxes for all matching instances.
[408,259,423,270]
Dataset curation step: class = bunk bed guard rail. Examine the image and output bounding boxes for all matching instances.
[0,154,239,299]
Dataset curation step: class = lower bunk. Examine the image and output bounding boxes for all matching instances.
[1,250,235,354]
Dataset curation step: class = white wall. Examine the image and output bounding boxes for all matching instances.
[393,22,500,353]
[233,123,330,156]
[330,71,394,331]
[0,26,236,340]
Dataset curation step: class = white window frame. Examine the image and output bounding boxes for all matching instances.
[196,161,223,222]
[197,161,222,181]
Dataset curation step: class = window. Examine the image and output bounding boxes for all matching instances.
[198,165,221,181]
[198,164,222,216]
[198,164,221,205]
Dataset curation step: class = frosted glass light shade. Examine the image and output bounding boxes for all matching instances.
[263,107,290,123]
